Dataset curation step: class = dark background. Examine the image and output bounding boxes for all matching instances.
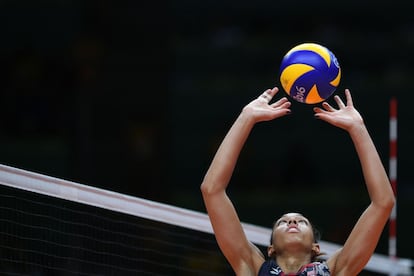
[0,0,413,269]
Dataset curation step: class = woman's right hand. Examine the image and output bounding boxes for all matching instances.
[243,87,292,123]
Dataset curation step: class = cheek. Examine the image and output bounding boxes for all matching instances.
[271,228,285,244]
[303,227,315,241]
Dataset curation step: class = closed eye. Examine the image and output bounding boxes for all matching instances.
[276,220,287,226]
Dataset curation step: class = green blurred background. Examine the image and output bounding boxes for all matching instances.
[0,0,413,270]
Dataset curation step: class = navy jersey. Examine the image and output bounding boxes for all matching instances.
[258,259,330,276]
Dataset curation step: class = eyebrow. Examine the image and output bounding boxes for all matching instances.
[277,216,308,223]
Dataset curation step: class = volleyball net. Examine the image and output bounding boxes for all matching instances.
[0,164,412,275]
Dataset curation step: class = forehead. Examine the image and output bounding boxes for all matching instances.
[278,213,309,221]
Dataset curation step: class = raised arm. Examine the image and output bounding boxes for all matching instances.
[200,87,291,274]
[314,89,395,275]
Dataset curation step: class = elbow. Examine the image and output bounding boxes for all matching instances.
[387,194,396,211]
[200,180,208,194]
[200,176,223,196]
[200,179,215,196]
[378,193,396,214]
[385,186,396,210]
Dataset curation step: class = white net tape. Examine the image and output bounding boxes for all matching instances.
[0,164,412,275]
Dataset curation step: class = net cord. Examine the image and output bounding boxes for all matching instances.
[0,164,412,275]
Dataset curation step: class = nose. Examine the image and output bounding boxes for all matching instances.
[288,219,297,225]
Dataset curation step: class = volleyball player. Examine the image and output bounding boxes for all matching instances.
[201,87,395,275]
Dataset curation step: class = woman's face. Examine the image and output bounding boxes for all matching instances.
[271,213,315,250]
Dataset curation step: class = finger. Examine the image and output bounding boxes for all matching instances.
[276,101,291,110]
[313,108,327,120]
[268,87,279,97]
[259,89,273,103]
[313,106,326,113]
[270,96,289,107]
[344,89,353,106]
[263,87,279,99]
[321,101,336,112]
[334,95,346,109]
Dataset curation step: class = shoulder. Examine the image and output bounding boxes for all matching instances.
[232,242,266,275]
[326,248,341,274]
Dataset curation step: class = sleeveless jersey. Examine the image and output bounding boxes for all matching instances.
[258,259,331,276]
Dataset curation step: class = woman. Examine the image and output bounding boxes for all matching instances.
[200,87,395,275]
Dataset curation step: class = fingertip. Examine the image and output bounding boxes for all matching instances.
[276,97,289,105]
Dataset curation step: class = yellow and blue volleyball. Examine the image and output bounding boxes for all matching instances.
[279,43,341,104]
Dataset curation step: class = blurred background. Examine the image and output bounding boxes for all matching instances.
[0,0,413,267]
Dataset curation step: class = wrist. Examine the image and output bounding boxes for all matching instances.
[240,106,258,126]
[348,122,368,139]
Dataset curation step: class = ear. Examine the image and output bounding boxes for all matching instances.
[267,245,276,257]
[312,243,320,256]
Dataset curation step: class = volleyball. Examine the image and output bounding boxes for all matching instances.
[279,43,341,104]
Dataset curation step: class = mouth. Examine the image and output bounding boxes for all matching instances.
[287,227,299,233]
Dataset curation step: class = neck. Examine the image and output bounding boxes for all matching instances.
[275,254,312,274]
